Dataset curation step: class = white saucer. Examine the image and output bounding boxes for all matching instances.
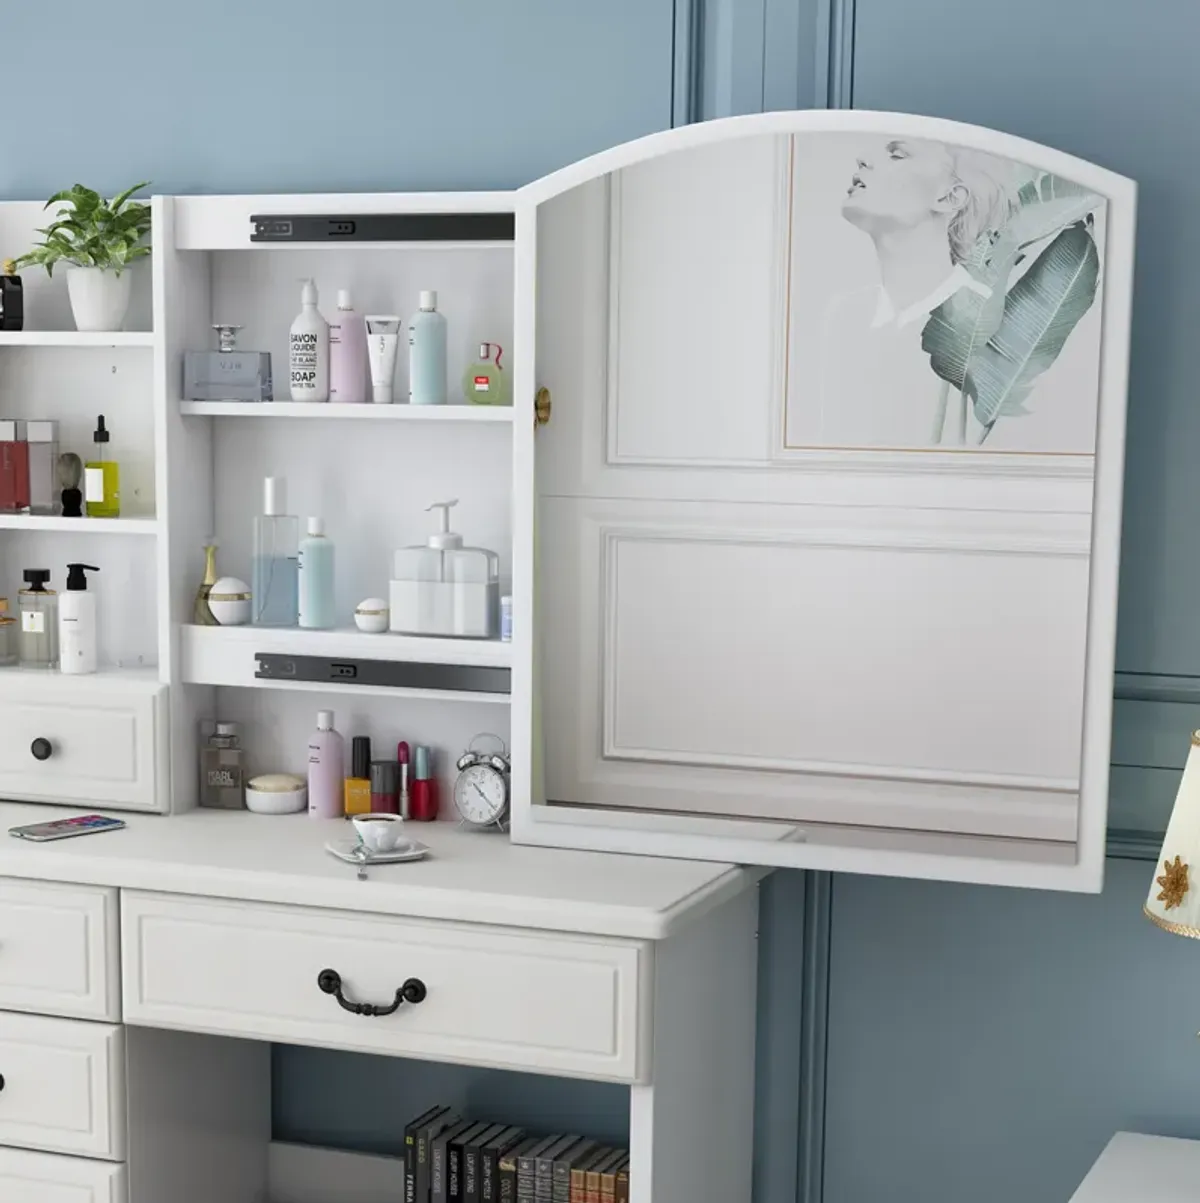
[325,836,430,865]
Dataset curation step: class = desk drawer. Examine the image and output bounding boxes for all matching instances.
[123,891,646,1081]
[0,1148,126,1203]
[0,674,167,812]
[0,879,119,1020]
[0,1012,125,1159]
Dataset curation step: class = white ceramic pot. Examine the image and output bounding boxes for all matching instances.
[66,266,132,332]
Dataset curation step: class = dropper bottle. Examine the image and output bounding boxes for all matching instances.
[85,415,120,518]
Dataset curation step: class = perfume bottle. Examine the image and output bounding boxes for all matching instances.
[85,415,120,518]
[0,420,29,513]
[194,543,219,625]
[462,342,511,406]
[26,421,58,514]
[0,260,22,331]
[18,569,57,667]
[252,476,299,627]
[183,325,273,402]
[200,721,245,809]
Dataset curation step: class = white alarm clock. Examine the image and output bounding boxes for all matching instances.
[453,734,511,830]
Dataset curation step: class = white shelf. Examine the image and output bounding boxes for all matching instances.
[180,623,511,702]
[0,331,154,348]
[178,400,514,422]
[0,515,158,534]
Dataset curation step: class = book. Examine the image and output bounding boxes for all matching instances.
[572,1147,613,1203]
[612,1156,629,1203]
[502,1136,541,1203]
[465,1123,507,1203]
[433,1120,479,1203]
[517,1134,561,1200]
[405,1106,450,1203]
[598,1150,626,1202]
[449,1122,491,1203]
[482,1126,526,1203]
[553,1138,597,1203]
[535,1135,580,1200]
[420,1110,462,1203]
[586,1150,625,1203]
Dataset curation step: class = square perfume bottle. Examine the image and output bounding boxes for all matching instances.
[184,324,273,402]
[26,420,58,514]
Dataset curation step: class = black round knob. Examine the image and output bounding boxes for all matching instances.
[30,738,52,761]
[401,977,427,1005]
[0,1073,6,1091]
[317,969,341,996]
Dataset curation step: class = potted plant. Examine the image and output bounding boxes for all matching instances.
[14,183,151,332]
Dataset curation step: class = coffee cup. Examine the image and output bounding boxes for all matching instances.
[351,813,409,855]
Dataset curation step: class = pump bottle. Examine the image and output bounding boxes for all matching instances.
[59,563,100,675]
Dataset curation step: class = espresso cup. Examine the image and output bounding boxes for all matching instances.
[351,813,409,854]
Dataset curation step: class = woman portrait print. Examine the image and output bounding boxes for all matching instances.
[785,132,1105,454]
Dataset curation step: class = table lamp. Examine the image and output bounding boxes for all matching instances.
[1145,732,1200,937]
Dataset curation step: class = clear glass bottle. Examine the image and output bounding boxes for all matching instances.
[200,721,245,809]
[183,324,273,402]
[26,421,58,514]
[0,420,29,514]
[0,599,16,667]
[85,414,120,518]
[389,500,500,638]
[19,569,58,667]
[252,476,299,627]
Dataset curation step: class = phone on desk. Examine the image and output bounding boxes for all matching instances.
[9,814,126,841]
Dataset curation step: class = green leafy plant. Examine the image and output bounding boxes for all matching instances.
[13,182,151,277]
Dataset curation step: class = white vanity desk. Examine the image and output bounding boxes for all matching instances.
[0,803,758,1203]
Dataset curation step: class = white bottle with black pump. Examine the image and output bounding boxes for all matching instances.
[59,563,99,675]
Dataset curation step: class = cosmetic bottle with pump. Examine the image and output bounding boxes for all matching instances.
[408,290,447,405]
[344,735,372,816]
[19,570,57,667]
[252,477,299,627]
[308,709,344,818]
[329,290,367,403]
[59,563,99,675]
[290,279,329,402]
[298,516,335,630]
[85,415,120,517]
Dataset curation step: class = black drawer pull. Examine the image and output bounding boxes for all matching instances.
[30,738,52,761]
[316,968,426,1017]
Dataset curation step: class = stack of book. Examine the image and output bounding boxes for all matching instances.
[405,1105,630,1203]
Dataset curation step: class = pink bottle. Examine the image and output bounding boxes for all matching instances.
[329,289,368,403]
[308,709,345,818]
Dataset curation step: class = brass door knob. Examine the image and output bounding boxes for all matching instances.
[534,387,552,428]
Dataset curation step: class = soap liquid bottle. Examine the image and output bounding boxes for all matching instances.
[289,279,330,402]
[252,476,299,627]
[19,569,58,667]
[298,516,335,630]
[329,290,367,403]
[408,290,447,405]
[85,415,120,518]
[59,563,99,675]
[308,709,344,818]
[462,342,511,406]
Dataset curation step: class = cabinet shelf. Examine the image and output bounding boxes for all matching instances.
[0,515,158,534]
[178,400,514,422]
[180,623,511,702]
[0,331,154,348]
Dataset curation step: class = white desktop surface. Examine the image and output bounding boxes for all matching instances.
[0,801,747,939]
[1071,1132,1200,1201]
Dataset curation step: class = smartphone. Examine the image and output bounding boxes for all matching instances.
[9,814,127,842]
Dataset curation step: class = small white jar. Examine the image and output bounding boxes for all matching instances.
[209,576,252,626]
[245,773,307,814]
[354,597,389,633]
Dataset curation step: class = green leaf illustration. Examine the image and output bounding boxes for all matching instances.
[966,221,1100,434]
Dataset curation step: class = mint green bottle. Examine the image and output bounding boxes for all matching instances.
[407,290,447,405]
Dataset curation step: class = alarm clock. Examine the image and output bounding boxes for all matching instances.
[453,734,510,830]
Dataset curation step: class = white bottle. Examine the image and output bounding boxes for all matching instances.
[298,516,336,630]
[329,289,368,404]
[289,279,329,402]
[59,563,99,675]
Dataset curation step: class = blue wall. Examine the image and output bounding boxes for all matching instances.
[7,3,1195,1201]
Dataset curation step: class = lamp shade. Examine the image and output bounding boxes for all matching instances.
[1146,732,1200,937]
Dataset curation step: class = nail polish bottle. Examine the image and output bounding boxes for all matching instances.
[409,744,439,821]
[344,735,372,816]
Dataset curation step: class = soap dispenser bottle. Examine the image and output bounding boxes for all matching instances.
[289,279,330,402]
[389,500,500,638]
[59,563,100,675]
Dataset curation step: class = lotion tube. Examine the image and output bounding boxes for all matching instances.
[365,316,401,404]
